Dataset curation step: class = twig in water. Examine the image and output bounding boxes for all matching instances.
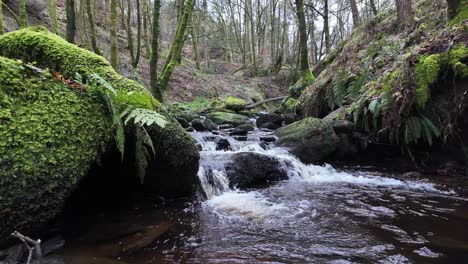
[11,231,42,264]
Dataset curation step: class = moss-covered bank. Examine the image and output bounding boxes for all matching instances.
[0,27,199,245]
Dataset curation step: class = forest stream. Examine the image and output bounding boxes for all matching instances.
[48,121,468,264]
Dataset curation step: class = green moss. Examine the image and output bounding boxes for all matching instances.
[0,27,200,244]
[225,96,247,111]
[0,56,112,242]
[116,90,160,109]
[448,43,468,78]
[284,98,298,112]
[448,0,468,25]
[207,111,250,126]
[414,55,441,108]
[0,27,159,109]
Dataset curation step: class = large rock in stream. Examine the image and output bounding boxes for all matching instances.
[225,153,289,188]
[207,111,250,126]
[0,27,199,246]
[275,117,339,164]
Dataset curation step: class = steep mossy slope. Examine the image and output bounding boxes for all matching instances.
[297,0,467,155]
[0,27,199,245]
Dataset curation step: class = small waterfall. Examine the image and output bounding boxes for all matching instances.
[192,125,451,201]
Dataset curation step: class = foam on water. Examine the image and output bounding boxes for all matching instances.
[204,190,287,221]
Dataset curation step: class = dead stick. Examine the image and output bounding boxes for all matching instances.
[246,96,288,109]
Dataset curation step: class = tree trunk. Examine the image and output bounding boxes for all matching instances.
[0,0,3,35]
[143,0,150,58]
[295,0,314,84]
[150,0,162,101]
[86,0,102,55]
[66,0,76,43]
[350,0,360,28]
[126,0,135,63]
[132,0,142,68]
[48,0,59,34]
[159,0,195,91]
[369,0,378,15]
[19,0,27,27]
[395,0,413,31]
[324,0,330,53]
[110,0,118,69]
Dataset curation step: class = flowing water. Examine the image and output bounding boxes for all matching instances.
[56,127,468,263]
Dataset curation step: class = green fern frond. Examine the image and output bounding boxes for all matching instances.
[123,108,168,128]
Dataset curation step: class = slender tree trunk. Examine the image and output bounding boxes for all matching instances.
[132,0,142,67]
[159,0,195,91]
[369,0,378,15]
[150,0,162,101]
[48,0,59,34]
[202,0,209,69]
[110,0,118,69]
[281,0,288,64]
[395,0,413,31]
[191,9,202,70]
[350,0,360,28]
[295,0,314,84]
[19,0,27,28]
[324,0,330,53]
[143,0,150,58]
[0,0,3,35]
[126,0,135,62]
[66,0,76,43]
[87,0,102,55]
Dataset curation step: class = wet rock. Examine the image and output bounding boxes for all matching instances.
[178,110,201,122]
[216,138,231,151]
[218,124,234,130]
[234,136,248,141]
[322,106,348,121]
[260,136,277,143]
[260,122,281,130]
[230,124,255,136]
[226,152,289,188]
[192,118,208,131]
[176,117,191,128]
[185,126,195,132]
[402,171,423,178]
[283,114,298,125]
[333,133,359,158]
[0,244,25,263]
[207,112,250,127]
[256,113,283,128]
[204,119,219,131]
[275,118,339,164]
[327,120,355,133]
[196,143,203,151]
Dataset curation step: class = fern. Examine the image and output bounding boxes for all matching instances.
[86,73,168,184]
[134,126,155,184]
[87,73,125,159]
[403,115,440,146]
[122,108,168,128]
[332,69,348,107]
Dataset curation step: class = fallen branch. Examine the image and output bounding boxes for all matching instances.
[246,96,288,109]
[11,231,42,264]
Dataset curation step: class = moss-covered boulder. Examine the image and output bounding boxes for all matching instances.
[275,118,339,164]
[0,56,113,245]
[0,27,199,244]
[225,96,247,111]
[207,112,250,126]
